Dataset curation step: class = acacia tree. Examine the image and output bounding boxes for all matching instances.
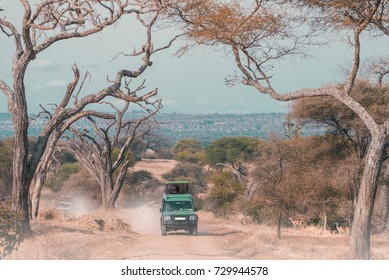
[170,0,389,259]
[65,94,162,209]
[251,135,352,239]
[206,137,259,195]
[0,0,165,234]
[173,138,205,163]
[291,81,389,209]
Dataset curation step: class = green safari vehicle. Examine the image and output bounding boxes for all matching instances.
[160,181,198,236]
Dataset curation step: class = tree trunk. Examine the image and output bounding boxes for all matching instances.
[101,175,115,209]
[11,120,31,234]
[276,210,282,239]
[10,61,32,235]
[322,211,327,231]
[380,165,389,231]
[107,161,132,209]
[31,133,60,219]
[31,173,45,219]
[384,185,389,230]
[378,185,389,231]
[350,135,386,259]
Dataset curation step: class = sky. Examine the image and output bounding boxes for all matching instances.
[1,1,389,115]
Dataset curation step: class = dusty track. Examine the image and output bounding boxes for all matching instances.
[5,207,246,260]
[125,205,243,260]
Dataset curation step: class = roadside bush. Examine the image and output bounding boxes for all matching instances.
[125,170,154,198]
[0,139,13,198]
[192,195,204,211]
[40,210,57,221]
[55,150,77,164]
[207,171,245,217]
[45,162,81,192]
[117,170,161,206]
[244,198,274,224]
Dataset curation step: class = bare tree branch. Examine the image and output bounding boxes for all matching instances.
[64,94,162,208]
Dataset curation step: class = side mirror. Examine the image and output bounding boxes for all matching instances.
[159,208,162,212]
[194,207,198,212]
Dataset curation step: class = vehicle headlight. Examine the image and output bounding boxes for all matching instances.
[189,215,196,221]
[163,216,171,221]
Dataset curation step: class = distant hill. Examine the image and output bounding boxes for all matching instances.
[0,112,325,144]
[155,112,288,144]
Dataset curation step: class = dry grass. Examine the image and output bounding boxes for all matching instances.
[5,209,136,260]
[208,213,389,260]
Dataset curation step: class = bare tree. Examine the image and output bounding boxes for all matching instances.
[0,0,165,234]
[170,0,389,259]
[64,90,162,209]
[365,56,389,85]
[30,107,121,218]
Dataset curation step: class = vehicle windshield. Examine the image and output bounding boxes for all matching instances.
[164,201,193,211]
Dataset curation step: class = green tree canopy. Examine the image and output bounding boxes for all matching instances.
[173,138,206,164]
[205,137,259,166]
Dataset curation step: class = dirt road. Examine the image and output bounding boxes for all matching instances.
[125,205,244,260]
[5,205,252,260]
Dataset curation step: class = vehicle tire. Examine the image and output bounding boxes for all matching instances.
[191,225,198,236]
[161,225,167,236]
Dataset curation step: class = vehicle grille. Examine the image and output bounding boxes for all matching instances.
[172,215,187,223]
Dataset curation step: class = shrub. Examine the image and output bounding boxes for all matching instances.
[244,197,275,224]
[125,170,155,199]
[173,138,206,164]
[207,171,245,216]
[0,139,13,198]
[45,162,81,192]
[40,210,56,221]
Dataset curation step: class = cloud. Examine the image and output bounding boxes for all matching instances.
[30,59,61,72]
[45,80,68,87]
[33,80,68,91]
[79,61,100,69]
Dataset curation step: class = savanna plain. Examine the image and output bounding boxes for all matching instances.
[4,160,389,260]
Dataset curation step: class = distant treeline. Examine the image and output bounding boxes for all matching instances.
[0,112,325,143]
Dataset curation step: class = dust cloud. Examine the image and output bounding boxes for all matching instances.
[127,203,161,235]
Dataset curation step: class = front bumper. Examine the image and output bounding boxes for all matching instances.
[161,215,197,230]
